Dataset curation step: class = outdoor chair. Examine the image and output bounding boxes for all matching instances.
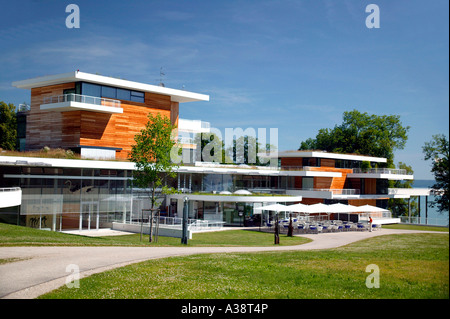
[372,224,381,231]
[309,225,318,234]
[297,223,305,234]
[357,223,367,231]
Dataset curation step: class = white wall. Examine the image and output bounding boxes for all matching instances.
[0,188,22,208]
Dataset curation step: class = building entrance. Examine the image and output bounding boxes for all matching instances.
[79,202,99,231]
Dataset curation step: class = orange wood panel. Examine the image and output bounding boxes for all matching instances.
[364,179,377,194]
[28,83,76,150]
[280,157,302,168]
[321,158,335,167]
[308,167,353,190]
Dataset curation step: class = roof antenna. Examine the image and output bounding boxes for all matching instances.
[158,67,165,87]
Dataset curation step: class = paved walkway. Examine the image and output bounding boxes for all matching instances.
[0,228,443,299]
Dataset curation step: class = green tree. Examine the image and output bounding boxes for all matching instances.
[193,131,231,164]
[129,113,178,242]
[226,135,276,166]
[0,101,17,150]
[423,134,449,213]
[299,110,410,167]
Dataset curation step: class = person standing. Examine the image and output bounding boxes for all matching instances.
[369,216,373,232]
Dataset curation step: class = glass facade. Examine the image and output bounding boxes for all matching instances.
[80,82,145,103]
[0,161,393,231]
[0,165,133,231]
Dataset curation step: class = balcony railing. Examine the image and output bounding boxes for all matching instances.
[43,93,121,109]
[352,168,411,175]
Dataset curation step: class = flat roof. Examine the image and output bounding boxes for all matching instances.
[0,156,340,177]
[12,71,209,103]
[264,150,387,163]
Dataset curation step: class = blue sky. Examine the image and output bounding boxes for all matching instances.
[0,0,448,179]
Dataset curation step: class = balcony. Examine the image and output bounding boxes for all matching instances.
[41,94,123,114]
[348,168,414,180]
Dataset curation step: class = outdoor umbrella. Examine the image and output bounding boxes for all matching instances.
[355,205,387,212]
[308,203,335,213]
[284,203,313,213]
[328,203,360,222]
[328,203,360,213]
[253,203,288,213]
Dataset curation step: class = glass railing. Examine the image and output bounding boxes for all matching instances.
[352,168,411,175]
[42,93,121,109]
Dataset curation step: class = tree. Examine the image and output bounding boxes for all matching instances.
[299,110,410,167]
[423,134,449,213]
[0,101,17,150]
[129,113,178,242]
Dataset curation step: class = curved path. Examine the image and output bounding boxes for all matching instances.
[0,228,443,299]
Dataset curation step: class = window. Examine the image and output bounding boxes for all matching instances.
[130,90,145,103]
[101,86,116,99]
[80,82,144,103]
[302,177,314,190]
[81,83,101,97]
[116,88,130,101]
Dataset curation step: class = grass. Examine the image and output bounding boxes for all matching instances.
[383,224,448,232]
[0,222,310,247]
[40,233,449,299]
[1,222,448,299]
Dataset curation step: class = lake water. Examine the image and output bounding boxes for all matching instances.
[410,180,448,226]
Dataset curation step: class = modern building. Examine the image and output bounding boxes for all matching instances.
[0,72,423,234]
[11,71,209,160]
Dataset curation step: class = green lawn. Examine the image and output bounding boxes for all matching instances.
[0,222,310,247]
[383,224,449,232]
[1,222,448,299]
[39,233,449,299]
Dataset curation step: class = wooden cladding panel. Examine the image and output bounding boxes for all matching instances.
[27,83,75,150]
[301,198,324,205]
[314,177,332,189]
[364,179,377,195]
[61,111,81,147]
[348,199,377,207]
[280,158,302,167]
[321,158,335,167]
[308,167,353,190]
[79,103,171,159]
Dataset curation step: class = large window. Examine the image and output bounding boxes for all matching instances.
[82,83,101,97]
[79,82,145,103]
[101,86,116,99]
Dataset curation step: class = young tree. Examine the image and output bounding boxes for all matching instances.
[0,101,17,150]
[129,113,178,242]
[423,134,449,213]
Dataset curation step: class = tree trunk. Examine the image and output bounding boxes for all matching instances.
[287,213,293,237]
[274,213,280,245]
[149,183,156,243]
